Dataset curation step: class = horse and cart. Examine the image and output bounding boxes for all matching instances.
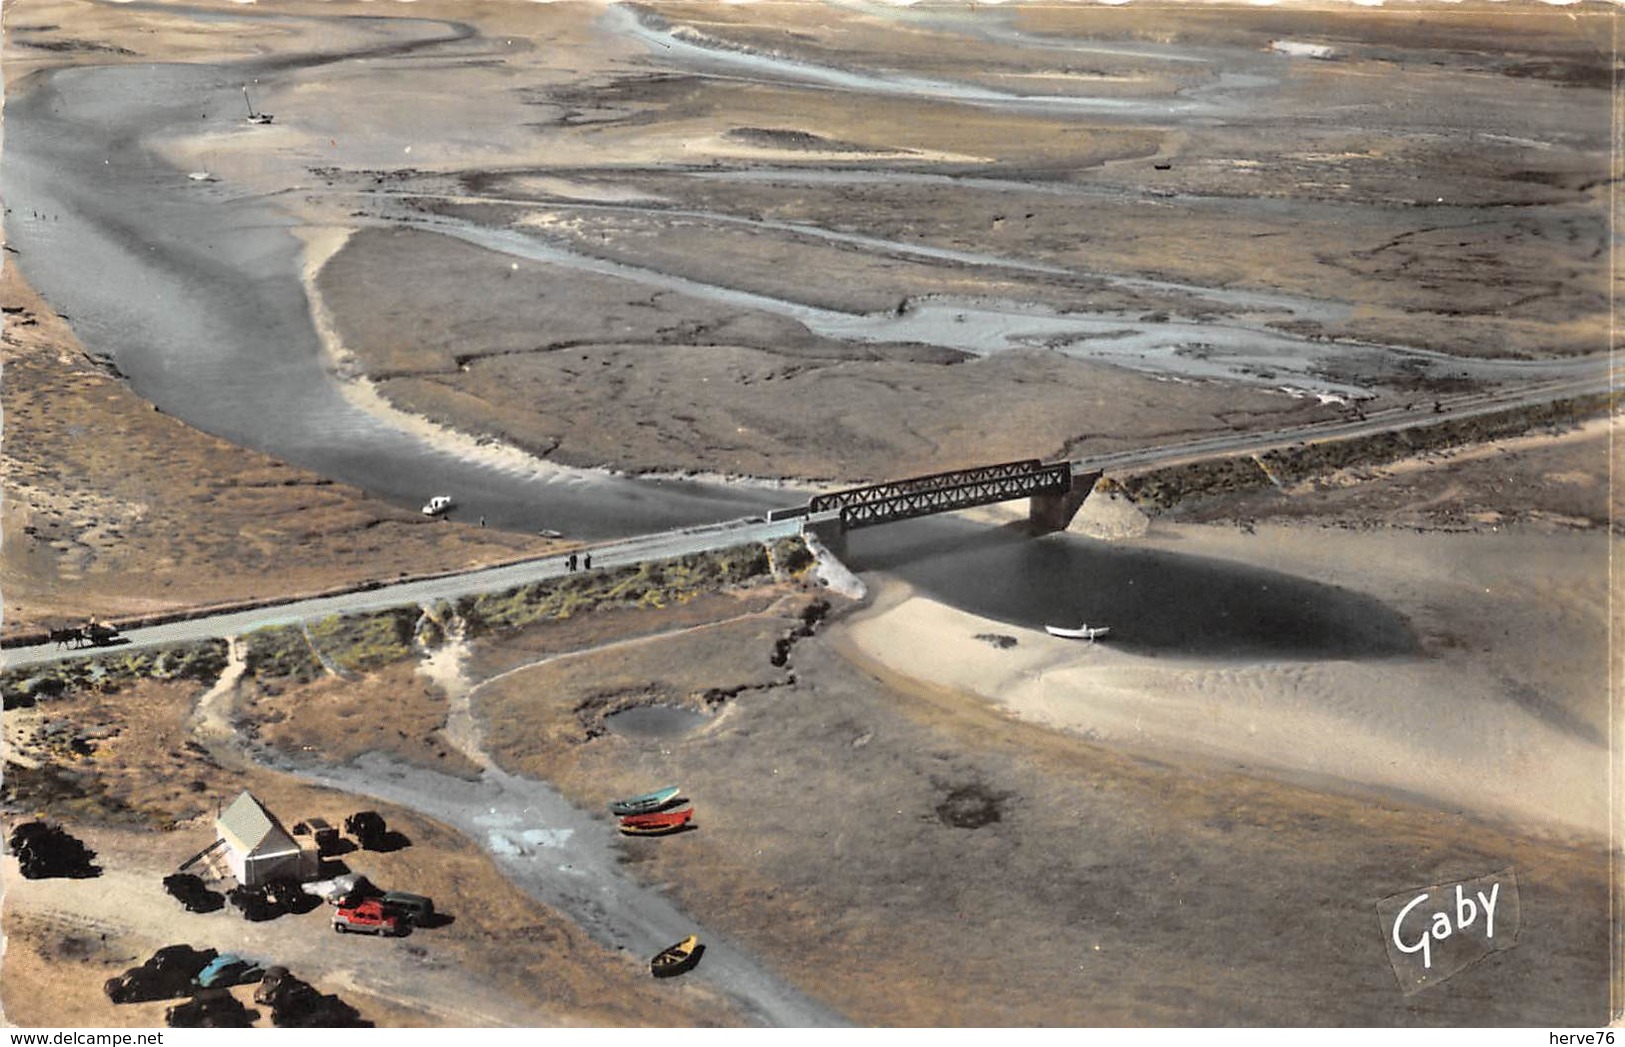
[49,620,123,650]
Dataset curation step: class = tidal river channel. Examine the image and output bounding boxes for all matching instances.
[2,29,781,539]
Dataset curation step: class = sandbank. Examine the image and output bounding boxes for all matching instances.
[841,519,1611,839]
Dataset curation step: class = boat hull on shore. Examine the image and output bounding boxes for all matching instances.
[619,807,694,832]
[1045,624,1110,640]
[610,786,682,816]
[651,935,701,978]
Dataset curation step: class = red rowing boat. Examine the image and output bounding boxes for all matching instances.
[619,807,693,832]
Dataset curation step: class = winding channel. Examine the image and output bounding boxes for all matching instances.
[2,11,779,538]
[598,2,1209,114]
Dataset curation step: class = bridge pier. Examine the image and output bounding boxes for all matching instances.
[802,514,848,561]
[1028,469,1102,535]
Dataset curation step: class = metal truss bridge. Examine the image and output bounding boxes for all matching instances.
[808,458,1078,530]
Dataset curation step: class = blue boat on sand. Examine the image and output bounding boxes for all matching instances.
[610,786,681,817]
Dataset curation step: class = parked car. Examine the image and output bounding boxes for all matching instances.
[292,817,342,855]
[105,967,169,1004]
[166,987,254,1028]
[105,945,217,1003]
[254,966,292,1006]
[194,953,265,990]
[344,810,388,850]
[379,891,434,926]
[333,899,402,937]
[301,873,363,906]
[265,878,317,913]
[226,884,275,922]
[148,944,218,979]
[162,873,225,914]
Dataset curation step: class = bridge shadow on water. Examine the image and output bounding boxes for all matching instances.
[844,518,1418,660]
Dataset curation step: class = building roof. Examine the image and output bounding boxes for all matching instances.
[216,791,297,857]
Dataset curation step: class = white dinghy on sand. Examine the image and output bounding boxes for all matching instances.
[1045,623,1111,641]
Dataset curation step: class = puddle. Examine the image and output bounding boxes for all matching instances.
[605,704,710,740]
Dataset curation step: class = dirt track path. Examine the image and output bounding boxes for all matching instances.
[195,622,847,1028]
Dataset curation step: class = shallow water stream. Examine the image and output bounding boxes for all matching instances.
[1,26,778,538]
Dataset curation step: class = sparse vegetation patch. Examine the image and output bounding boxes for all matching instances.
[1115,396,1615,513]
[3,640,229,707]
[454,543,776,639]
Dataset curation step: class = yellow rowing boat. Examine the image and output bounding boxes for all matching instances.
[650,934,701,978]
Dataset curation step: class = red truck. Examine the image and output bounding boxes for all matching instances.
[332,899,402,937]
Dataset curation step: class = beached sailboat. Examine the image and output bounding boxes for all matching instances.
[650,935,701,978]
[243,86,274,125]
[1045,623,1111,641]
[609,785,681,817]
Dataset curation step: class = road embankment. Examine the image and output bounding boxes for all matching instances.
[1112,393,1617,513]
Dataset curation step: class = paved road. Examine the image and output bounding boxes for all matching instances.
[2,516,799,671]
[4,368,1614,673]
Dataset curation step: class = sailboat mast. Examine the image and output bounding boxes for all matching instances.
[242,86,254,118]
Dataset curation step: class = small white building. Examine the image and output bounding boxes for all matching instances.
[215,791,318,887]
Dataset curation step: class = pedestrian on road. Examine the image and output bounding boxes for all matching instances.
[568,553,578,572]
[584,553,592,570]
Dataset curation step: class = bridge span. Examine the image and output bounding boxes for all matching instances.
[795,458,1101,554]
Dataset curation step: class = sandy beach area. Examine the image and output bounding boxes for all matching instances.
[843,516,1612,840]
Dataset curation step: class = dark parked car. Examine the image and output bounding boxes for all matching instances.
[166,987,254,1028]
[227,885,276,922]
[105,945,218,1004]
[147,944,218,979]
[251,966,373,1027]
[254,966,292,1007]
[163,873,225,914]
[105,968,169,1005]
[379,891,434,926]
[344,811,387,850]
[9,821,100,879]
